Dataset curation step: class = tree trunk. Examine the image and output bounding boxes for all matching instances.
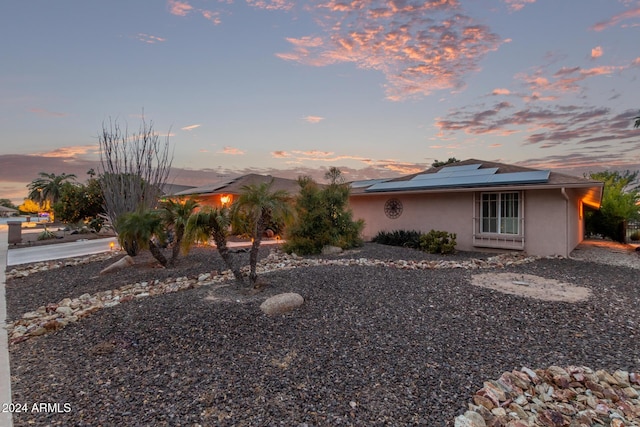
[248,217,266,286]
[148,240,168,267]
[213,231,245,285]
[169,227,183,267]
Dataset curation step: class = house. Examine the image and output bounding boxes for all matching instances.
[0,205,18,217]
[348,159,604,257]
[171,174,302,207]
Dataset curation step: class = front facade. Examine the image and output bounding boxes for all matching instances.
[349,160,603,257]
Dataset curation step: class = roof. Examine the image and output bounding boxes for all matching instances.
[161,183,197,196]
[350,159,604,207]
[173,174,301,197]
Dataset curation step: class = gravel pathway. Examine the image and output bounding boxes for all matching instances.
[6,243,640,426]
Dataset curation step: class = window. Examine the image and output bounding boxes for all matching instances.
[481,192,520,234]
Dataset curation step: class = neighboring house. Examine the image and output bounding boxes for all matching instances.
[349,159,604,257]
[172,174,301,207]
[0,205,19,217]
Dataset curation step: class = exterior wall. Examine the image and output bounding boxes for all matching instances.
[523,190,567,257]
[350,192,476,251]
[350,187,587,257]
[524,188,585,257]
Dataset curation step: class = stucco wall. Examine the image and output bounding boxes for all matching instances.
[350,188,586,257]
[350,192,476,250]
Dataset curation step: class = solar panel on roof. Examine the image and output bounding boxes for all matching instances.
[411,167,498,181]
[365,169,550,192]
[436,163,482,173]
[350,179,389,188]
[486,170,550,184]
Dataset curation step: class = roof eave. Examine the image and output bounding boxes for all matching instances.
[352,182,604,196]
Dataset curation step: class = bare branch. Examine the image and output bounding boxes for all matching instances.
[98,113,173,232]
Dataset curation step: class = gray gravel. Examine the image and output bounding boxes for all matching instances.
[7,243,640,426]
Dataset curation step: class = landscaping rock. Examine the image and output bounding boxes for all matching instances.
[321,245,343,255]
[99,255,134,275]
[260,292,304,315]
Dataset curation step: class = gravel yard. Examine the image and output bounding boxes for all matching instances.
[5,242,640,426]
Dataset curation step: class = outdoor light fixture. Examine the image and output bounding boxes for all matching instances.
[220,195,231,206]
[109,242,115,251]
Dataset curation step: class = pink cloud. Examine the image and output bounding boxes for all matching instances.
[181,124,201,131]
[271,151,292,158]
[246,0,294,11]
[168,0,193,16]
[220,146,245,155]
[276,0,502,100]
[492,88,511,96]
[503,0,536,11]
[302,115,324,123]
[591,46,603,58]
[591,6,640,31]
[518,64,622,96]
[31,145,100,158]
[201,10,221,24]
[29,108,67,118]
[136,33,167,44]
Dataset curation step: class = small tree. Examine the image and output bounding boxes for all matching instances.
[53,176,105,224]
[160,198,199,267]
[231,180,293,287]
[98,114,173,255]
[0,199,18,210]
[116,208,168,267]
[27,172,77,220]
[18,199,43,215]
[586,170,640,242]
[184,206,245,284]
[431,158,460,168]
[284,168,364,255]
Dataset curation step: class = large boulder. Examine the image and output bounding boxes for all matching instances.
[260,293,304,315]
[100,255,135,275]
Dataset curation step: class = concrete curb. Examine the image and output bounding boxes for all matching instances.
[0,226,14,426]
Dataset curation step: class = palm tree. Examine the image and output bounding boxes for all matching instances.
[160,198,199,267]
[28,172,77,206]
[184,206,244,284]
[232,180,293,287]
[116,209,168,266]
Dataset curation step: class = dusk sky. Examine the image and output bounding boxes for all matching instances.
[1,0,640,204]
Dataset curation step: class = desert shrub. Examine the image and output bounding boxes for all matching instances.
[419,230,457,254]
[372,230,422,249]
[37,227,57,241]
[630,231,640,241]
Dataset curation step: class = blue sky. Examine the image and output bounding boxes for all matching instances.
[1,0,639,203]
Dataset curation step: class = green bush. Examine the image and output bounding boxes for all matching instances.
[419,230,457,254]
[284,172,364,255]
[372,230,422,249]
[630,231,640,241]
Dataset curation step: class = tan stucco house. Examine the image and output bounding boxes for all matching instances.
[349,159,604,257]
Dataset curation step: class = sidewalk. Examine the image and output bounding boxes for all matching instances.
[0,226,14,427]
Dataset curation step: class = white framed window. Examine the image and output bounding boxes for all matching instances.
[480,192,520,235]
